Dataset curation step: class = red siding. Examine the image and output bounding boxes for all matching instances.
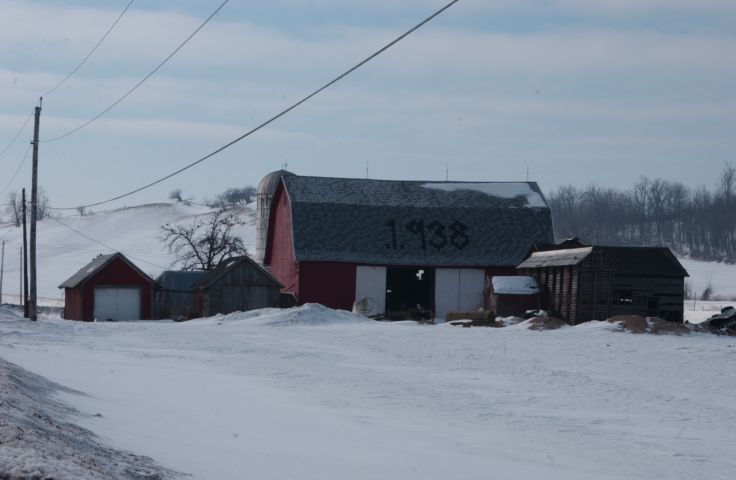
[265,183,299,298]
[299,262,357,311]
[63,287,83,320]
[64,256,153,321]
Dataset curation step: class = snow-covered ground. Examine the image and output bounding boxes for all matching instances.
[0,202,256,304]
[680,257,736,300]
[1,304,735,479]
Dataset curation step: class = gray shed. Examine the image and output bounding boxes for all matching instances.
[155,270,207,320]
[193,256,283,317]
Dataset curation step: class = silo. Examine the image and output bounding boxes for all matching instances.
[255,170,295,265]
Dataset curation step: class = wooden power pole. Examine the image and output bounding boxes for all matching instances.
[29,99,41,321]
[22,188,29,317]
[0,240,4,305]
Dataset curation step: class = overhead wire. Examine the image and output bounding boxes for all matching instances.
[1,1,135,157]
[42,0,231,143]
[51,0,461,210]
[0,143,33,196]
[41,0,137,98]
[49,216,168,270]
[0,110,33,162]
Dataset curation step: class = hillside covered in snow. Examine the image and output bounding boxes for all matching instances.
[0,202,255,304]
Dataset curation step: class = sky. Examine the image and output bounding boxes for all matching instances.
[0,0,735,211]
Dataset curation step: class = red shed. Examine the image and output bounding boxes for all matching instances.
[59,252,155,321]
[263,175,554,320]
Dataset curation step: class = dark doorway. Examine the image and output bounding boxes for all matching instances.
[385,267,435,317]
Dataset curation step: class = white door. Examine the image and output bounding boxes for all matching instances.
[94,287,141,321]
[434,268,485,321]
[355,266,386,315]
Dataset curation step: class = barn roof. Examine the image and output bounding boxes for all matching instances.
[58,252,154,289]
[279,176,554,266]
[517,247,594,269]
[193,256,282,289]
[598,246,689,277]
[156,271,208,291]
[517,246,688,278]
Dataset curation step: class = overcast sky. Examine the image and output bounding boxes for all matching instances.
[1,0,735,211]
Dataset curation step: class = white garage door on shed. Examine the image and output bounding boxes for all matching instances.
[94,287,141,321]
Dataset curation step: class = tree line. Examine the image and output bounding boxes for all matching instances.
[547,164,736,263]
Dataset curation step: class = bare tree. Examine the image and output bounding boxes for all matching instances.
[36,187,51,220]
[169,189,183,203]
[160,207,247,271]
[5,191,21,227]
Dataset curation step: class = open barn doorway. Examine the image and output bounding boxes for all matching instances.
[385,267,435,320]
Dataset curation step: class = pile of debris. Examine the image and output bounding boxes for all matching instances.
[691,306,736,335]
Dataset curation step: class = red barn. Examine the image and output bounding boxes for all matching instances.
[263,175,554,320]
[59,252,155,321]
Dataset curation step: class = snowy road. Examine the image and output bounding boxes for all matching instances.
[1,305,735,479]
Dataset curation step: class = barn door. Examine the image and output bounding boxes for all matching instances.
[94,287,141,321]
[435,268,485,321]
[355,266,386,316]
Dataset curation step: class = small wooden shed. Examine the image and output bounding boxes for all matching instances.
[193,256,283,317]
[154,270,207,320]
[517,246,688,324]
[59,252,155,321]
[488,276,541,317]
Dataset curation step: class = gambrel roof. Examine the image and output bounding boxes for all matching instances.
[276,176,554,267]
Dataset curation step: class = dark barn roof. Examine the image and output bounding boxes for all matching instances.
[58,252,154,289]
[518,246,688,277]
[193,256,282,289]
[600,246,689,277]
[156,271,208,291]
[280,176,554,267]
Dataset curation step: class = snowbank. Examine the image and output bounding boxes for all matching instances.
[0,357,180,480]
[190,303,372,327]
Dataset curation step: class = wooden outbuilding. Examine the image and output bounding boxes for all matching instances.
[154,270,207,320]
[262,175,555,319]
[192,256,283,317]
[517,246,688,323]
[59,252,155,321]
[488,276,541,317]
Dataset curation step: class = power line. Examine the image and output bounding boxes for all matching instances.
[0,110,33,162]
[51,0,461,210]
[1,2,135,159]
[49,216,167,270]
[42,0,231,143]
[0,143,33,196]
[42,0,137,98]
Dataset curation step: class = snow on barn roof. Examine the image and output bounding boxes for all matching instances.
[517,247,594,269]
[491,276,540,295]
[279,176,554,266]
[517,246,688,277]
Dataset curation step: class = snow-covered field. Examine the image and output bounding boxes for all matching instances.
[0,202,256,305]
[1,304,735,479]
[1,203,735,478]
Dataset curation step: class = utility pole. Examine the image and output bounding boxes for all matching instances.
[22,188,29,317]
[19,247,22,309]
[0,240,4,305]
[29,98,41,321]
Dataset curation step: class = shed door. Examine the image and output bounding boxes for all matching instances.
[94,287,141,321]
[435,268,485,321]
[355,266,386,316]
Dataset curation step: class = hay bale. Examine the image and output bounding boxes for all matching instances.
[607,315,690,335]
[526,316,568,330]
